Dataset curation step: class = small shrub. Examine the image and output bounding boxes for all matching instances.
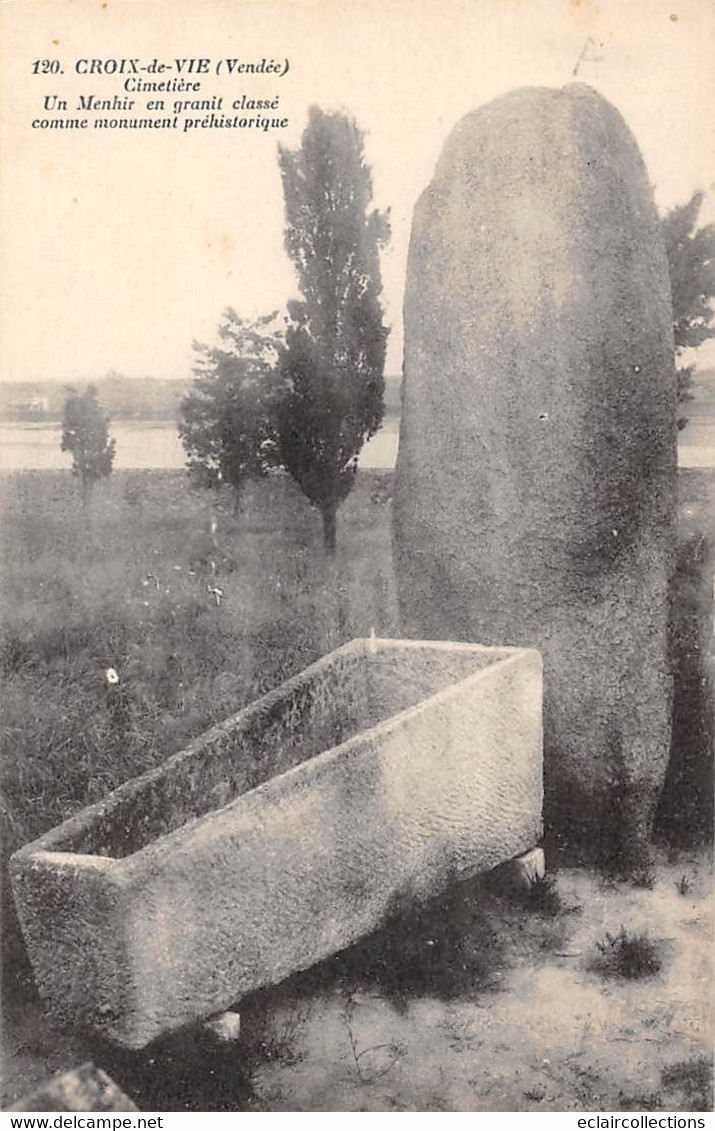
[631,866,656,890]
[244,1005,309,1069]
[661,1056,713,1111]
[516,874,568,918]
[617,1090,663,1111]
[676,873,692,896]
[590,927,662,980]
[0,633,35,676]
[523,1086,546,1103]
[487,863,583,922]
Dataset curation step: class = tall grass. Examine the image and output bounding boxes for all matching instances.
[0,469,398,985]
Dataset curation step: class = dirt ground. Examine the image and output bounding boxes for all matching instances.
[2,848,711,1113]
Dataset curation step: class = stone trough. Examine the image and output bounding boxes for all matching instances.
[11,638,543,1048]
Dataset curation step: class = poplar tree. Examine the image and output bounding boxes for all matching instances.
[277,106,390,551]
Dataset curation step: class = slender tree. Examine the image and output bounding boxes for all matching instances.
[662,192,715,430]
[277,106,390,551]
[61,384,116,500]
[178,309,284,513]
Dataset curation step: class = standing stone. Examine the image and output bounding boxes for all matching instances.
[393,84,676,863]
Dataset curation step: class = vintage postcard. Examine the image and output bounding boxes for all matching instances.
[0,0,713,1115]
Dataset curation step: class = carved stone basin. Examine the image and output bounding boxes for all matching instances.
[11,637,543,1048]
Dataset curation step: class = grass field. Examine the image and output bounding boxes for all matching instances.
[0,468,398,857]
[0,468,400,980]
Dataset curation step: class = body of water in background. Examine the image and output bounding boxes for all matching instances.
[0,415,713,471]
[0,418,402,472]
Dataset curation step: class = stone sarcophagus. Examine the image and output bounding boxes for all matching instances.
[11,638,542,1048]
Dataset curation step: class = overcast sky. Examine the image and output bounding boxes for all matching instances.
[1,0,713,385]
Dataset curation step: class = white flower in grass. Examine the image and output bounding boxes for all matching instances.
[106,668,119,685]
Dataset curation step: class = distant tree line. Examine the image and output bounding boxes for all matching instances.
[1,375,190,423]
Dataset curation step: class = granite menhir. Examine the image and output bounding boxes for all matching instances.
[393,83,676,862]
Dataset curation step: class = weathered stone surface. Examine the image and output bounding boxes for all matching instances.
[9,1063,138,1112]
[11,638,542,1048]
[393,84,676,855]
